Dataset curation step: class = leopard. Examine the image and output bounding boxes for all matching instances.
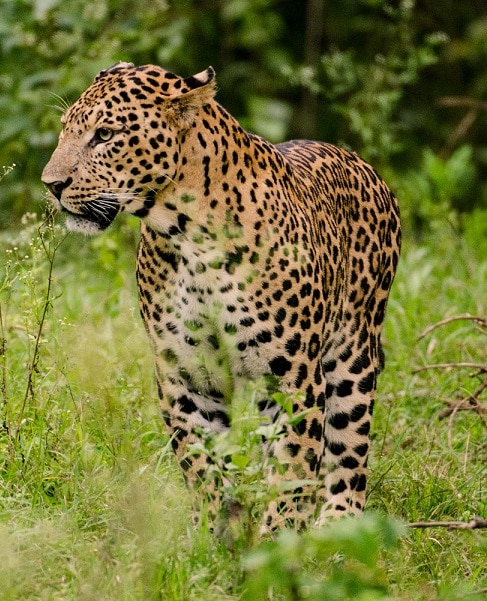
[42,62,401,532]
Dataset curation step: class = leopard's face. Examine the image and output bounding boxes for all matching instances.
[42,63,215,234]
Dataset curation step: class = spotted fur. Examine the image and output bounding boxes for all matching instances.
[42,63,401,530]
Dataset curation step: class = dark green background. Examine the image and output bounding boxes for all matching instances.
[1,0,486,228]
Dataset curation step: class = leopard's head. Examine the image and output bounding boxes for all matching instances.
[42,62,215,234]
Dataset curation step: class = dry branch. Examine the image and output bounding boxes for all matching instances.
[418,314,487,341]
[438,379,487,433]
[414,362,487,374]
[416,314,487,433]
[437,96,487,111]
[409,518,487,530]
[437,97,487,156]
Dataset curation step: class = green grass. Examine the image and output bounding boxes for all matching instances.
[0,212,486,600]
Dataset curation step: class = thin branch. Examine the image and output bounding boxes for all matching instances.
[439,400,486,420]
[441,109,478,159]
[0,304,13,460]
[418,315,487,341]
[413,362,487,374]
[0,305,8,407]
[439,378,487,422]
[409,518,487,530]
[417,314,487,435]
[437,96,487,111]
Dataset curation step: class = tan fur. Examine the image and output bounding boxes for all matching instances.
[42,64,401,531]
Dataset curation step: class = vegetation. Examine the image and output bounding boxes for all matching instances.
[1,1,486,599]
[0,202,485,600]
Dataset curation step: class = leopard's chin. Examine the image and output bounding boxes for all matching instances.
[64,213,105,235]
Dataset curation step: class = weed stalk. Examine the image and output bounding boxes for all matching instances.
[12,207,66,449]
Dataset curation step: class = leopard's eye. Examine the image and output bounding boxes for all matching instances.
[94,127,114,143]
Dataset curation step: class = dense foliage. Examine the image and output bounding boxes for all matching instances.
[1,0,487,229]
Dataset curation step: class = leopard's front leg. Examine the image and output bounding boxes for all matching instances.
[259,365,327,533]
[157,375,232,523]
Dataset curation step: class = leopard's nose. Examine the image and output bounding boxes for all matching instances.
[44,178,72,201]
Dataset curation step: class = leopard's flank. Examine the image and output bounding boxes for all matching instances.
[42,62,401,531]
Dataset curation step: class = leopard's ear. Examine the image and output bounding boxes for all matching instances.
[166,67,216,130]
[183,66,216,90]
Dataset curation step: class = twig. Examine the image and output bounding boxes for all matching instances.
[436,97,487,157]
[414,362,487,374]
[0,305,8,407]
[417,314,487,439]
[0,304,13,459]
[409,518,487,530]
[418,314,487,341]
[437,96,487,111]
[439,378,487,423]
[439,399,487,420]
[442,109,478,158]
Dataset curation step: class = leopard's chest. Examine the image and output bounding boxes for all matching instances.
[137,238,275,399]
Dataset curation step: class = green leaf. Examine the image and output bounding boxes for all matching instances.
[231,454,251,469]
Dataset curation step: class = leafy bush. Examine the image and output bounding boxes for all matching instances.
[282,1,448,163]
[243,513,405,601]
[386,143,482,239]
[3,0,487,226]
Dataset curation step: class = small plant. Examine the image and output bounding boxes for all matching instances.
[243,512,405,601]
[0,163,16,183]
[391,144,478,238]
[0,208,67,483]
[186,379,313,548]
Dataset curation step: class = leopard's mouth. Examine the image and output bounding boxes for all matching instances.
[60,198,120,234]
